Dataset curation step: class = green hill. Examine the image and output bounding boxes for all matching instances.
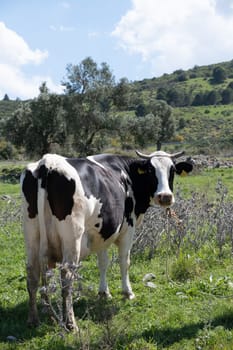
[0,60,233,156]
[132,60,233,107]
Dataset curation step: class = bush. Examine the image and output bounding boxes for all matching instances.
[170,253,200,281]
[0,139,17,160]
[0,166,23,183]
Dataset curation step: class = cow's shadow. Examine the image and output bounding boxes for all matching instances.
[74,293,120,323]
[0,302,43,342]
[1,298,233,347]
[116,310,233,348]
[0,293,120,343]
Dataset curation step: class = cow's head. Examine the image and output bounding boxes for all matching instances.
[136,150,193,207]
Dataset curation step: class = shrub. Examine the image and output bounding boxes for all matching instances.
[0,139,17,160]
[170,253,200,282]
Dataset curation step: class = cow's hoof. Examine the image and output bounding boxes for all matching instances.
[122,291,135,300]
[98,291,112,299]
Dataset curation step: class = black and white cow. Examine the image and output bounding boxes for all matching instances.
[20,150,193,330]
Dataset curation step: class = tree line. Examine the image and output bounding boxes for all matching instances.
[1,57,175,159]
[155,66,233,107]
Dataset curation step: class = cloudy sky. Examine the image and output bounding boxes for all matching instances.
[1,0,233,100]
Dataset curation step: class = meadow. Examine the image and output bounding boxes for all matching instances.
[0,165,233,349]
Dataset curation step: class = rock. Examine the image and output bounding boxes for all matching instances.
[145,281,157,289]
[6,336,17,342]
[142,273,156,282]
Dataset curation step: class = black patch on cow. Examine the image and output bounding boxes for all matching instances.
[125,196,134,226]
[67,158,126,240]
[42,169,76,221]
[38,164,48,189]
[169,166,175,192]
[22,170,38,218]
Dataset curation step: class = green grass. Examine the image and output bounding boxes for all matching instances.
[0,183,20,196]
[175,167,233,201]
[1,169,233,349]
[1,224,233,349]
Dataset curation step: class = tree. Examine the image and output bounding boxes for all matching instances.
[205,90,221,105]
[133,100,175,150]
[62,57,115,94]
[3,94,10,101]
[112,78,130,110]
[156,87,168,101]
[166,88,185,106]
[135,103,147,117]
[222,88,233,104]
[5,83,67,156]
[192,93,204,106]
[62,57,118,155]
[130,113,161,148]
[151,100,175,150]
[212,66,227,84]
[64,93,118,155]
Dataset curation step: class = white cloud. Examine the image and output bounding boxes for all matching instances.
[112,0,233,76]
[0,22,48,66]
[0,63,63,100]
[0,22,62,99]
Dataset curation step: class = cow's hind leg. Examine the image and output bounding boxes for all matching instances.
[58,219,83,331]
[26,262,40,326]
[60,262,78,331]
[97,250,112,298]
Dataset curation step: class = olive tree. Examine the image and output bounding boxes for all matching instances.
[62,57,119,155]
[5,83,67,157]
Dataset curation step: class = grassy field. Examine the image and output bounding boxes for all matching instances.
[0,168,233,349]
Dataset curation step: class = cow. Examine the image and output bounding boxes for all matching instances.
[20,150,193,331]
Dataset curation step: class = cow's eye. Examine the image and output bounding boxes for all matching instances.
[148,165,154,174]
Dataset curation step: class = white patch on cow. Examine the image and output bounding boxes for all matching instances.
[87,155,106,169]
[40,154,83,187]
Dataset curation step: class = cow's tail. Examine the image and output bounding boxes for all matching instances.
[37,163,49,273]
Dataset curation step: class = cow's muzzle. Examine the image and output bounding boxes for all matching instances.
[155,193,174,207]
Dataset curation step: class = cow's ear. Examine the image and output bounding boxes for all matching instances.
[175,162,193,176]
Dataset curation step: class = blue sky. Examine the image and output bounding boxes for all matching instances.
[1,0,233,99]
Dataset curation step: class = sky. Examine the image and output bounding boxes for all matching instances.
[1,0,233,100]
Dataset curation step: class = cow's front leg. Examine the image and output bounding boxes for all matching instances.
[97,250,112,298]
[117,230,135,300]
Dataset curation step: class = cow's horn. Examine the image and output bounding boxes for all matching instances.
[135,150,151,159]
[171,151,185,159]
[136,150,185,159]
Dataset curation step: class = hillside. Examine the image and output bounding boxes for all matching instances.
[134,60,233,88]
[0,60,233,156]
[0,100,21,122]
